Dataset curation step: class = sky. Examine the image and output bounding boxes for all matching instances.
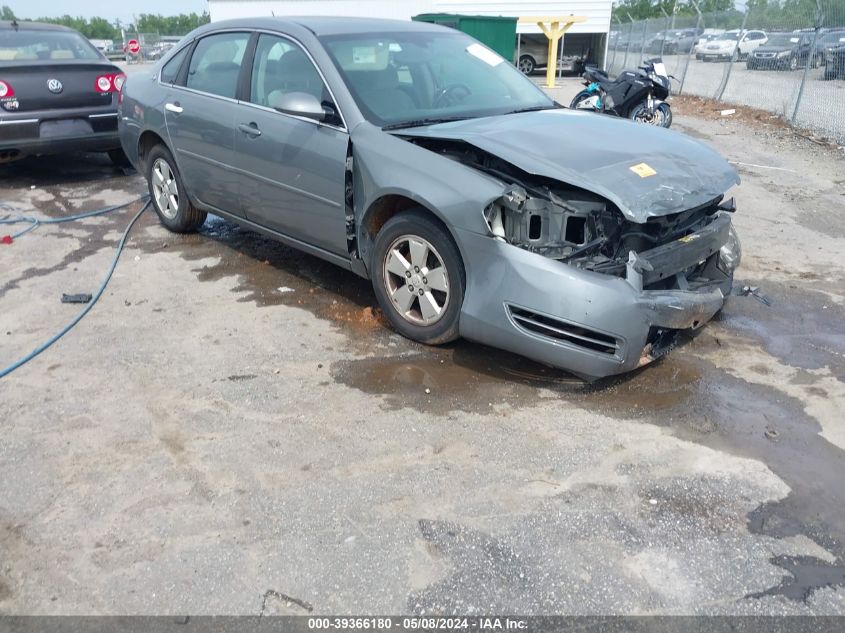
[4,0,209,25]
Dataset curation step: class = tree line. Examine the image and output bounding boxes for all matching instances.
[0,5,210,39]
[612,0,839,27]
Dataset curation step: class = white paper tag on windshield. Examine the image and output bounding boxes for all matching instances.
[653,62,667,78]
[352,47,377,65]
[466,43,504,66]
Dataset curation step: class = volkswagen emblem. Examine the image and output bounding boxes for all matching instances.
[47,79,63,94]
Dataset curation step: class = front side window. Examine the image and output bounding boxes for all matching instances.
[248,34,341,125]
[186,32,249,99]
[320,30,554,127]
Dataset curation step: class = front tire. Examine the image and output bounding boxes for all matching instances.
[371,210,465,345]
[656,103,672,128]
[518,55,536,75]
[630,102,670,127]
[145,144,206,233]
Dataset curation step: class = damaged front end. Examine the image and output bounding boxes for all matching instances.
[407,135,741,375]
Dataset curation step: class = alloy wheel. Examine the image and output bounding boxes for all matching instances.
[151,158,179,219]
[382,235,450,326]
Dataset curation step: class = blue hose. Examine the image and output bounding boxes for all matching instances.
[1,195,148,239]
[0,199,151,379]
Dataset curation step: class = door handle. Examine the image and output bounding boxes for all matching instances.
[165,102,183,114]
[238,122,261,137]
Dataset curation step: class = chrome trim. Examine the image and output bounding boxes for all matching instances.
[0,118,39,125]
[161,27,348,131]
[89,113,119,118]
[234,99,347,133]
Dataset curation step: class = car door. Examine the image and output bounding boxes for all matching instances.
[233,32,348,255]
[164,31,250,215]
[742,31,767,56]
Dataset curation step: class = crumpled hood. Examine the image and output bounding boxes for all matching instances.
[398,109,739,223]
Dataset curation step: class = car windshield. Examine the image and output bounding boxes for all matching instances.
[0,28,102,62]
[766,34,798,47]
[720,33,741,41]
[823,32,845,44]
[320,30,555,128]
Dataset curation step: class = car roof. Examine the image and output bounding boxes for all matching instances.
[0,20,76,32]
[204,16,448,36]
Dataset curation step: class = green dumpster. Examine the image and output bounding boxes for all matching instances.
[412,13,518,62]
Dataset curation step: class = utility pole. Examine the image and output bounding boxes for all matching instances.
[792,0,824,123]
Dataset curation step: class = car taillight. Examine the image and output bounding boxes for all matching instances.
[95,73,125,93]
[0,80,13,98]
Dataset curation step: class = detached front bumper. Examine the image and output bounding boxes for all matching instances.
[456,213,735,380]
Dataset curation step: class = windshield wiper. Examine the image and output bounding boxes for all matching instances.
[381,116,470,131]
[503,104,562,115]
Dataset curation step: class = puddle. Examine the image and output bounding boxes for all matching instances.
[748,556,845,602]
[718,279,845,379]
[10,185,845,601]
[135,216,391,348]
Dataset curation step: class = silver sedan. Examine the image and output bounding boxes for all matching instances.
[119,17,741,380]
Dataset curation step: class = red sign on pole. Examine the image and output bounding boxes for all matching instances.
[127,39,140,55]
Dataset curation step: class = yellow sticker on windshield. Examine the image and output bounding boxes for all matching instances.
[630,163,657,178]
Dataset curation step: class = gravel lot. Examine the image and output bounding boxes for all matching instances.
[603,52,845,143]
[1,82,844,615]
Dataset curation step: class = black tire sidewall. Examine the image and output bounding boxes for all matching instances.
[146,145,191,231]
[570,91,593,109]
[519,55,535,74]
[371,211,465,345]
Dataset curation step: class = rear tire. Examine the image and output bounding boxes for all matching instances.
[569,90,597,110]
[518,55,536,75]
[371,210,465,345]
[145,144,206,233]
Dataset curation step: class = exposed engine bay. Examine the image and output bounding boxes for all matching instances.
[406,137,739,291]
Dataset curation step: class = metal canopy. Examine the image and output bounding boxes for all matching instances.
[518,15,587,87]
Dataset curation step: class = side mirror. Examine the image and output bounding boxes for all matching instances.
[270,91,326,122]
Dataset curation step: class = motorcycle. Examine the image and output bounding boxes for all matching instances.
[570,58,673,128]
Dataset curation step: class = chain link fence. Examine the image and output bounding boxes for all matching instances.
[607,2,845,143]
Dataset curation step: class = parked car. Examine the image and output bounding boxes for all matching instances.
[816,29,845,66]
[746,32,815,70]
[824,42,845,80]
[693,32,725,59]
[647,29,700,55]
[0,20,127,164]
[517,38,584,75]
[699,30,767,62]
[119,17,742,380]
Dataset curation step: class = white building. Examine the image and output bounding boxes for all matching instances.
[207,0,614,68]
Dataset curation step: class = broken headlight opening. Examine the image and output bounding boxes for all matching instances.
[719,224,742,271]
[483,185,737,291]
[406,136,738,292]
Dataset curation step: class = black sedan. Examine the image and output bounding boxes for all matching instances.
[824,42,845,80]
[0,20,127,164]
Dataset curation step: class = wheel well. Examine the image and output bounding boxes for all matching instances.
[138,130,166,172]
[359,195,451,274]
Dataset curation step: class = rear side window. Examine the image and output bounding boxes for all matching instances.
[0,29,102,62]
[186,32,249,99]
[160,46,189,84]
